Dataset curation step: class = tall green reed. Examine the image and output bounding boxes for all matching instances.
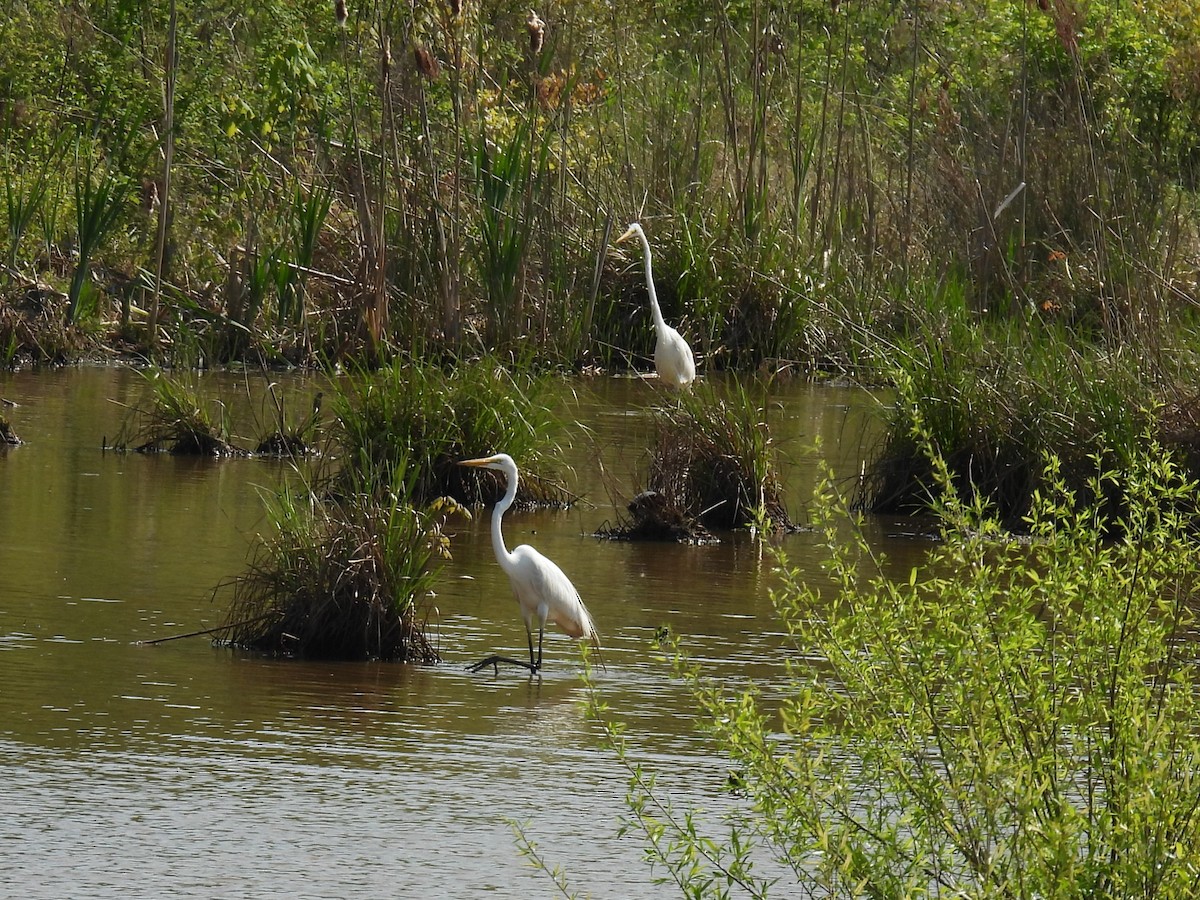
[2,130,67,278]
[473,110,551,353]
[279,178,334,330]
[67,126,145,323]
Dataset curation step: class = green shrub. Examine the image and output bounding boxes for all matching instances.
[583,437,1200,896]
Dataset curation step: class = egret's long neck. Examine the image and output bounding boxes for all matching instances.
[491,467,519,568]
[638,231,667,332]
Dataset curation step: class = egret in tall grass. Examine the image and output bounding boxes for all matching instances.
[458,453,600,674]
[615,222,697,388]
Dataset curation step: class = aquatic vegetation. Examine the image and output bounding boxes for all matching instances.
[855,322,1198,528]
[254,384,323,458]
[607,381,791,541]
[112,368,245,456]
[331,358,567,506]
[218,466,452,661]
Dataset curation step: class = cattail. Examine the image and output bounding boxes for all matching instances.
[414,43,440,80]
[141,178,160,216]
[381,37,392,78]
[334,0,347,27]
[449,0,462,16]
[526,10,545,57]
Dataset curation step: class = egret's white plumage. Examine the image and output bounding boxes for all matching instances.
[616,222,696,388]
[459,453,599,673]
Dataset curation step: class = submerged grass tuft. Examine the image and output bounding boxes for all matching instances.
[113,368,246,456]
[218,463,455,661]
[604,380,792,541]
[254,385,323,458]
[0,411,19,444]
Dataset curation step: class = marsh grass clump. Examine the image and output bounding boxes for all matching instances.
[857,326,1163,528]
[218,468,452,661]
[605,382,792,541]
[332,358,567,506]
[113,368,246,456]
[255,387,323,458]
[0,286,90,366]
[0,411,19,444]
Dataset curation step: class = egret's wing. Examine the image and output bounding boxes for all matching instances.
[512,545,595,640]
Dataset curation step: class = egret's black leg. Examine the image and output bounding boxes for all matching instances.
[467,654,538,673]
[526,625,539,672]
[535,626,545,670]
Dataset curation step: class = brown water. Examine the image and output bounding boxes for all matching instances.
[0,367,923,898]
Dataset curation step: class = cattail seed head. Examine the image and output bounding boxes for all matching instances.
[526,10,545,57]
[334,0,347,27]
[141,178,161,215]
[449,0,462,16]
[414,43,440,80]
[381,37,392,78]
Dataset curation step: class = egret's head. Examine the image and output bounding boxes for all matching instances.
[614,223,644,245]
[457,453,514,474]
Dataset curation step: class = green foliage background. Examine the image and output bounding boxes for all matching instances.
[1,0,1197,371]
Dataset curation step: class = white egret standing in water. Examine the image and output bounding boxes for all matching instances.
[615,222,697,388]
[458,453,600,674]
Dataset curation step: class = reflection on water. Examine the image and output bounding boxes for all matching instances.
[0,368,922,898]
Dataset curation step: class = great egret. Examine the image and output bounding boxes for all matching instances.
[615,222,697,388]
[458,453,600,674]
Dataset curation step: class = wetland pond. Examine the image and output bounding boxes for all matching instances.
[0,367,927,898]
